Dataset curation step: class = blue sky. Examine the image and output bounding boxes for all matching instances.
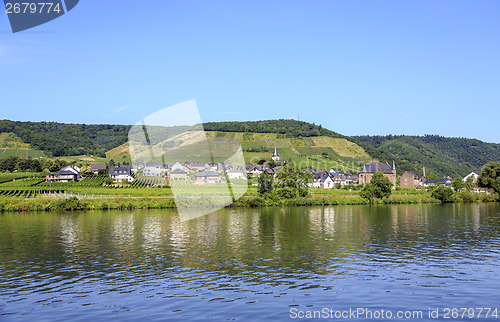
[1,1,499,142]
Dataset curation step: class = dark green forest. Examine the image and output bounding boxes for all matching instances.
[0,120,130,157]
[354,135,500,177]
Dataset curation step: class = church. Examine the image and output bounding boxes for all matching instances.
[358,161,397,187]
[272,144,280,161]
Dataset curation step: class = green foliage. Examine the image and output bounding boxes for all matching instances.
[203,119,389,161]
[431,185,455,203]
[355,134,500,177]
[460,191,479,203]
[452,177,464,191]
[103,177,113,185]
[257,173,274,195]
[80,165,92,175]
[0,172,40,183]
[464,176,477,191]
[274,162,313,198]
[478,161,500,194]
[360,172,392,202]
[0,120,130,157]
[360,184,376,203]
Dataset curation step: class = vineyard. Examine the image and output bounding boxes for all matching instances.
[0,173,173,198]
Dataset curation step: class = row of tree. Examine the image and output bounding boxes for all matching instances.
[0,156,69,173]
[0,120,130,157]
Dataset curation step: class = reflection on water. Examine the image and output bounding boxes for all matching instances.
[1,203,500,321]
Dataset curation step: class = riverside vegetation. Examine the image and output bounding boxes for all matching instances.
[1,162,498,212]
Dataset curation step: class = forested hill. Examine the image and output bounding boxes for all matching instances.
[1,118,498,178]
[203,119,388,162]
[0,120,130,157]
[354,135,500,177]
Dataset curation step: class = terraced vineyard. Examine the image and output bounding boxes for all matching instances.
[0,173,173,198]
[108,130,370,172]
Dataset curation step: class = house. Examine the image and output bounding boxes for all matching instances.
[322,173,335,189]
[310,171,334,188]
[46,170,79,183]
[358,161,397,187]
[171,162,189,173]
[60,165,82,181]
[329,169,354,186]
[205,162,218,172]
[400,171,421,188]
[143,161,164,176]
[67,164,81,172]
[90,163,107,174]
[423,178,452,187]
[272,166,283,173]
[183,161,206,172]
[163,162,174,171]
[463,172,480,183]
[263,168,275,176]
[169,169,188,181]
[217,162,233,172]
[109,166,134,182]
[329,168,352,176]
[272,144,280,161]
[246,165,269,177]
[226,168,246,180]
[195,170,222,185]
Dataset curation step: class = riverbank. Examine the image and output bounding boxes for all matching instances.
[0,190,497,212]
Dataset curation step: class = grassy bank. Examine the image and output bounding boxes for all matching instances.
[0,193,439,212]
[0,196,176,212]
[0,186,497,212]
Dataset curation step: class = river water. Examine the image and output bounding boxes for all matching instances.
[1,203,500,321]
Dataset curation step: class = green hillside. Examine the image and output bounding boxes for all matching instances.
[0,120,129,157]
[2,118,499,177]
[354,135,500,177]
[109,131,371,172]
[0,132,46,158]
[203,119,388,162]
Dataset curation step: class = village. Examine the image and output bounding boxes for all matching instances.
[44,145,482,190]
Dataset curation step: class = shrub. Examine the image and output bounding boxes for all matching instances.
[431,185,455,203]
[460,191,479,203]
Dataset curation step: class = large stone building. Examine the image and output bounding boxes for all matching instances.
[358,161,397,187]
[400,171,421,188]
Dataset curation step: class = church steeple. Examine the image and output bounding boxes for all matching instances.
[272,144,280,161]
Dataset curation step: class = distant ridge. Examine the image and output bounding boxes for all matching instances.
[354,135,500,177]
[0,118,498,177]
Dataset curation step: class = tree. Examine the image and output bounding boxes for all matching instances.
[478,162,500,194]
[31,159,42,172]
[431,185,455,203]
[266,159,277,169]
[360,184,376,203]
[80,165,93,175]
[464,176,477,191]
[451,177,464,191]
[49,159,65,172]
[274,162,313,198]
[104,177,113,185]
[370,172,392,198]
[1,157,18,172]
[258,173,274,195]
